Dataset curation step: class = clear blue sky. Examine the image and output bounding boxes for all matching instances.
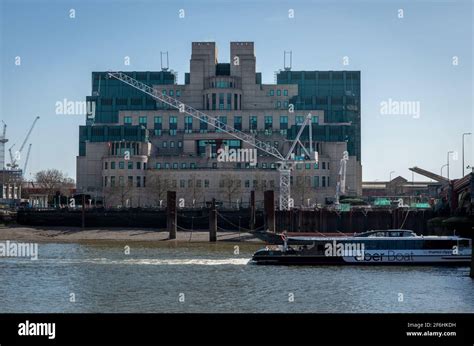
[1,0,472,182]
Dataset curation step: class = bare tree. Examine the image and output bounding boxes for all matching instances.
[221,173,242,207]
[188,173,203,205]
[34,169,75,202]
[149,173,170,207]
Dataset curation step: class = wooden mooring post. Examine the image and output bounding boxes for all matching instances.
[264,190,275,233]
[250,190,256,231]
[209,198,217,242]
[167,191,177,239]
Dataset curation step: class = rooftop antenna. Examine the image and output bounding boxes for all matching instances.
[284,51,292,71]
[160,51,169,71]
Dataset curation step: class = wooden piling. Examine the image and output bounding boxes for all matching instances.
[264,190,275,233]
[250,190,256,231]
[167,191,177,239]
[209,198,217,242]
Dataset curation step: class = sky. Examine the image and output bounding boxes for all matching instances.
[0,0,472,182]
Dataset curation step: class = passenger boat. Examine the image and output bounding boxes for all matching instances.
[251,230,472,265]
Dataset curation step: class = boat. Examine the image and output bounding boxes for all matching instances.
[251,229,472,265]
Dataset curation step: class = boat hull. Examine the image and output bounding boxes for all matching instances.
[251,254,471,266]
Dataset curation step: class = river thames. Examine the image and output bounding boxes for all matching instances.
[0,242,473,313]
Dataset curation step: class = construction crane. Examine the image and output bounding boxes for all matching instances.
[108,72,318,210]
[335,150,349,207]
[8,116,40,169]
[23,143,32,177]
[0,121,7,169]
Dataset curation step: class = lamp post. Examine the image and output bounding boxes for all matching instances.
[440,164,448,178]
[389,171,395,182]
[462,133,472,177]
[447,151,454,181]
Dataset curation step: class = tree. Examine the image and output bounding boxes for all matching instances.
[34,169,75,202]
[148,172,170,207]
[221,173,242,207]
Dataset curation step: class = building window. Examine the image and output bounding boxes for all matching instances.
[322,162,326,170]
[276,101,281,108]
[136,176,141,187]
[154,116,162,136]
[274,141,279,148]
[169,90,174,97]
[178,141,182,148]
[128,161,133,169]
[165,163,170,169]
[305,163,311,169]
[314,163,319,169]
[269,90,274,96]
[313,176,319,188]
[111,162,116,169]
[227,93,232,110]
[264,116,273,131]
[139,116,147,127]
[173,163,178,169]
[162,141,167,148]
[327,176,330,187]
[217,116,227,132]
[169,115,177,135]
[280,116,288,135]
[249,116,257,132]
[180,180,185,188]
[190,163,196,169]
[104,176,108,187]
[327,162,330,170]
[196,180,202,188]
[170,141,175,148]
[143,162,147,170]
[322,176,326,187]
[296,164,302,170]
[127,176,133,186]
[156,163,161,169]
[124,116,132,125]
[296,116,304,125]
[185,116,193,133]
[110,176,116,187]
[181,163,186,169]
[277,90,281,96]
[119,176,124,187]
[104,162,108,170]
[136,162,141,170]
[312,115,319,124]
[204,180,209,188]
[219,93,224,110]
[283,89,288,96]
[245,180,250,188]
[234,116,242,131]
[262,163,267,169]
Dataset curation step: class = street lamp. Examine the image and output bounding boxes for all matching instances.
[389,171,395,181]
[447,151,454,180]
[440,164,448,178]
[462,132,472,177]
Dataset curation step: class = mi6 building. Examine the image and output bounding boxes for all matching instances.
[76,42,362,207]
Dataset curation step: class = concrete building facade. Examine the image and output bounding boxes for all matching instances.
[77,42,362,207]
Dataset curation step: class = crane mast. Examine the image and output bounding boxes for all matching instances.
[335,150,349,207]
[108,72,317,210]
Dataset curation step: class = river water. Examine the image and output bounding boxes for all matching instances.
[0,242,473,313]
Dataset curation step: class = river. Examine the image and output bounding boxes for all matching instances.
[0,242,473,313]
